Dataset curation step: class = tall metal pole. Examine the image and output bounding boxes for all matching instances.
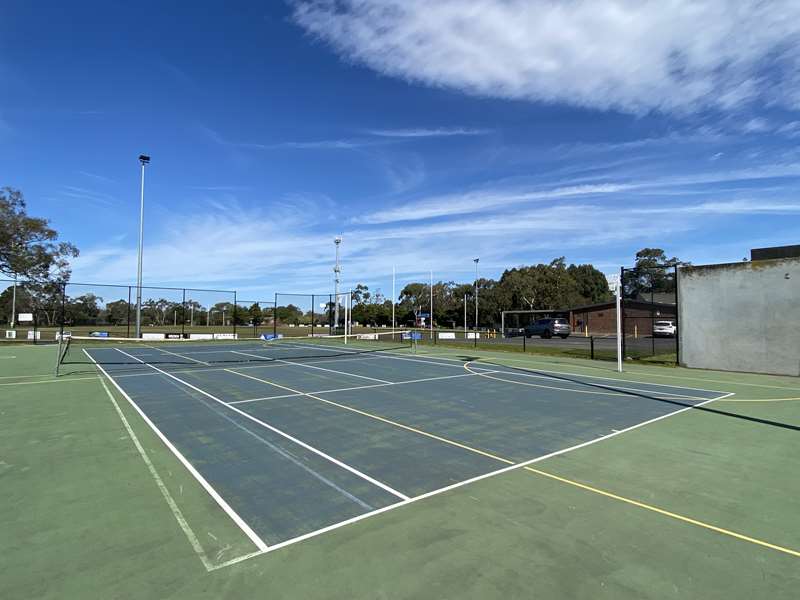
[392,266,396,336]
[135,154,150,338]
[430,270,433,341]
[334,236,342,330]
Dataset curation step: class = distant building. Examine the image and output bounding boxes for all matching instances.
[751,244,800,261]
[568,300,676,335]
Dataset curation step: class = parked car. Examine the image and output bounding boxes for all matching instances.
[653,320,677,337]
[505,327,525,337]
[525,318,571,339]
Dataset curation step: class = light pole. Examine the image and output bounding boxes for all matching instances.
[135,154,150,338]
[473,258,480,332]
[334,236,342,329]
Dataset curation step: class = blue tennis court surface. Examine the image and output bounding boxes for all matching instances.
[77,338,727,551]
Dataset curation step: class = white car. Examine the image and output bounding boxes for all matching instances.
[653,320,677,337]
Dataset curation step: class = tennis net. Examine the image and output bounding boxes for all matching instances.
[56,331,411,375]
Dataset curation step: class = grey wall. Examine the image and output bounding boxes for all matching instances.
[679,258,800,376]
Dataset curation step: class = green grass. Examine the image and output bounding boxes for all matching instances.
[2,342,798,598]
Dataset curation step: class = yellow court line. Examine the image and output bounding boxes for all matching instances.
[0,376,99,386]
[224,368,513,465]
[715,397,800,403]
[524,466,800,559]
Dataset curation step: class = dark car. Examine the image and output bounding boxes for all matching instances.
[504,327,525,337]
[525,318,571,339]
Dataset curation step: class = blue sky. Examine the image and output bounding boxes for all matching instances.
[3,1,800,301]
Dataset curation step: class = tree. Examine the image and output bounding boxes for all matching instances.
[627,248,689,297]
[0,285,33,324]
[104,299,131,325]
[567,264,611,304]
[65,293,102,326]
[0,187,78,281]
[248,303,263,326]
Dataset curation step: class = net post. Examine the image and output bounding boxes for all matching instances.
[590,335,595,360]
[311,294,315,338]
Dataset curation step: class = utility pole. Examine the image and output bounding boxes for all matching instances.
[334,236,342,330]
[135,154,150,338]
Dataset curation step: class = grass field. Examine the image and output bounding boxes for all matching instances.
[1,339,798,599]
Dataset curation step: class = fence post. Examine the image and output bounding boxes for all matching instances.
[181,288,186,337]
[273,293,278,337]
[674,265,680,366]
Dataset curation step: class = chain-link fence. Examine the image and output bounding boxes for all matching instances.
[620,266,679,363]
[0,279,239,342]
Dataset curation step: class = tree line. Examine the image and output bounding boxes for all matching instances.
[1,186,685,330]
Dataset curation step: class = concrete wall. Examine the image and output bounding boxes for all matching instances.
[678,258,800,376]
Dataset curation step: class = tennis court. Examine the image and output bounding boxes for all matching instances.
[59,334,729,557]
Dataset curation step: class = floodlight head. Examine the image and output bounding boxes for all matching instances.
[139,154,151,165]
[474,258,480,264]
[334,236,342,245]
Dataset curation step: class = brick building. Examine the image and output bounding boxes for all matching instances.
[569,300,676,335]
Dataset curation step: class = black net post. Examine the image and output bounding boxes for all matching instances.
[233,291,237,337]
[590,335,595,360]
[311,294,315,338]
[59,281,67,343]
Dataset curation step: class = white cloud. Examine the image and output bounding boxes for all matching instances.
[367,127,491,138]
[292,0,800,114]
[355,183,631,224]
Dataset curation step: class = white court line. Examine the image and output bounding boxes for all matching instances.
[96,372,215,571]
[227,370,499,405]
[146,344,210,366]
[214,388,736,569]
[287,341,728,398]
[84,349,268,554]
[111,352,394,379]
[0,376,99,386]
[114,347,410,502]
[231,349,393,384]
[463,362,711,401]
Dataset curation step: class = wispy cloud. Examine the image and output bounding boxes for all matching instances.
[187,185,252,192]
[58,185,117,206]
[292,0,800,114]
[366,127,491,138]
[77,171,116,184]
